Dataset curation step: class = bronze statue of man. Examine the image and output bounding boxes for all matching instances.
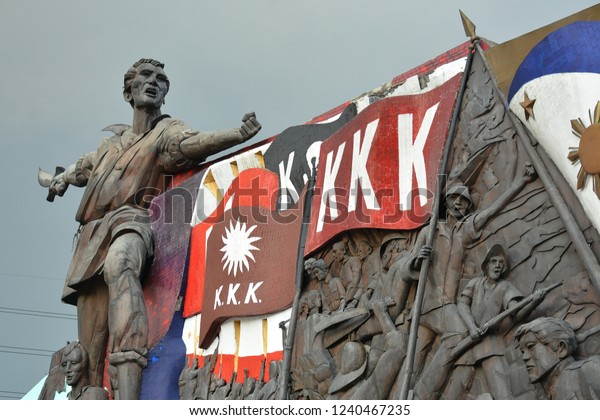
[44,58,261,399]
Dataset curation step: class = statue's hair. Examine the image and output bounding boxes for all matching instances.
[304,257,317,272]
[123,58,170,106]
[61,341,89,368]
[313,259,328,272]
[514,317,578,356]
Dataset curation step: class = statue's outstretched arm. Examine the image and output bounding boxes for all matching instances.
[473,162,537,232]
[180,112,261,161]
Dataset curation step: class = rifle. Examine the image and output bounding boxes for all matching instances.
[450,281,562,359]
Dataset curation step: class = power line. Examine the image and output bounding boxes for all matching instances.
[0,306,76,321]
[0,306,75,317]
[0,390,25,395]
[0,349,52,358]
[0,345,55,354]
[0,310,76,321]
[0,271,64,282]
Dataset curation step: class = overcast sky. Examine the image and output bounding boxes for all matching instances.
[0,0,597,400]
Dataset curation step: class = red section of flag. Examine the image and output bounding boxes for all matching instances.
[305,74,462,254]
[191,350,283,384]
[198,199,304,348]
[184,169,280,317]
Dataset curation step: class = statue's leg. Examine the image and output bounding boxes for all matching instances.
[412,305,468,399]
[389,324,435,399]
[440,365,475,399]
[103,232,149,400]
[481,356,513,399]
[413,332,463,399]
[77,278,109,387]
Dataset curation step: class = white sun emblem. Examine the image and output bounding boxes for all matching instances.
[220,219,261,276]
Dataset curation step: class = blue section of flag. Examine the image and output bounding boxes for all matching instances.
[140,264,189,400]
[508,21,600,102]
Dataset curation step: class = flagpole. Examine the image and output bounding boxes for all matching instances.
[277,159,318,400]
[398,41,476,400]
[474,42,600,294]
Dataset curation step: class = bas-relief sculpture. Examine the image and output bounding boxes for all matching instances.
[39,58,261,399]
[282,51,600,401]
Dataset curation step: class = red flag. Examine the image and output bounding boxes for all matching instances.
[198,198,304,348]
[184,168,279,317]
[305,74,463,253]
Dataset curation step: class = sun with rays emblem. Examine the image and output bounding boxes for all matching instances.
[220,219,261,276]
[568,101,600,198]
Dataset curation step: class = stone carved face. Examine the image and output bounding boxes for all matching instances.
[516,318,578,388]
[446,194,471,220]
[62,347,85,386]
[357,241,372,260]
[332,242,346,262]
[517,332,561,383]
[381,239,408,269]
[126,62,169,109]
[314,267,327,282]
[485,255,506,281]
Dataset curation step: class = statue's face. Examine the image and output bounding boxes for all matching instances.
[518,332,560,383]
[128,62,169,109]
[314,267,327,282]
[357,242,372,260]
[332,243,345,262]
[446,194,470,220]
[485,255,505,281]
[62,348,84,386]
[382,239,406,269]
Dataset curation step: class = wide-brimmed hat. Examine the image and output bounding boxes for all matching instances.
[481,243,510,277]
[379,232,409,260]
[328,342,368,394]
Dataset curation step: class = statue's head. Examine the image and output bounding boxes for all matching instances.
[380,234,408,269]
[481,243,509,280]
[356,240,373,261]
[445,182,473,220]
[332,241,348,262]
[514,317,577,384]
[312,259,329,282]
[61,341,88,386]
[123,58,170,109]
